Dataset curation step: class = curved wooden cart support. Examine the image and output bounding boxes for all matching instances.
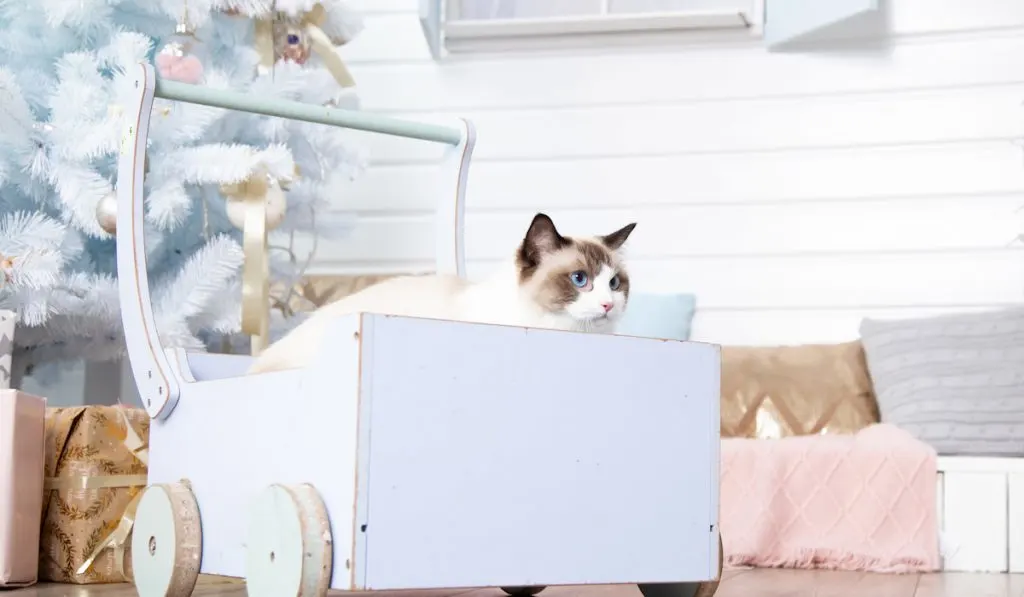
[116,61,722,596]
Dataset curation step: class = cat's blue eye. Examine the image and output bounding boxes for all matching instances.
[609,275,620,290]
[570,270,588,287]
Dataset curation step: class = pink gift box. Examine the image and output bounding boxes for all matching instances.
[0,389,46,587]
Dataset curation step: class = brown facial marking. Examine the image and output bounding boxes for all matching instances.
[516,212,570,283]
[535,240,629,312]
[540,240,607,309]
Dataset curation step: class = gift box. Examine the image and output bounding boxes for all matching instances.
[0,390,46,587]
[39,405,149,583]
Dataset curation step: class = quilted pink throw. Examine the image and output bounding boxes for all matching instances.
[720,423,940,573]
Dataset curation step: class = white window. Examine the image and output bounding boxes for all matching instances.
[421,0,757,54]
[419,0,879,57]
[449,0,755,24]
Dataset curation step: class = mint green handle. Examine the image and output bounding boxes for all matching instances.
[155,77,462,145]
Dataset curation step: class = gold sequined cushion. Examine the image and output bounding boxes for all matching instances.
[720,342,880,439]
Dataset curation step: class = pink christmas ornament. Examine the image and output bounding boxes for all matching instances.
[156,21,207,84]
[155,52,204,84]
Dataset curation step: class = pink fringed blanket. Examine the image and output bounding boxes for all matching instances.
[720,423,940,573]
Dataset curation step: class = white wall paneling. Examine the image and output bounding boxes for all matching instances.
[332,87,1024,164]
[348,35,1024,112]
[937,458,1024,573]
[310,199,1024,262]
[342,143,1024,211]
[314,0,1024,346]
[1011,473,1024,573]
[939,471,1008,572]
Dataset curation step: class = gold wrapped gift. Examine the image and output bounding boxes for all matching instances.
[39,405,149,584]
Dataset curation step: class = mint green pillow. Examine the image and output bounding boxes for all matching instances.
[618,293,697,341]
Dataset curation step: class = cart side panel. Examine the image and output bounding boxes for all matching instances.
[357,315,721,591]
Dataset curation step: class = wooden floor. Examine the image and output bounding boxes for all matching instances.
[9,570,1024,597]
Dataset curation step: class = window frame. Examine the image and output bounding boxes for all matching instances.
[418,0,881,57]
[420,0,765,57]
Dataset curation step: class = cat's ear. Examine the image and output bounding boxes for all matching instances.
[522,213,568,256]
[600,222,637,251]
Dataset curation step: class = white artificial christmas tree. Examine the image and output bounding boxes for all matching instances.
[0,0,367,381]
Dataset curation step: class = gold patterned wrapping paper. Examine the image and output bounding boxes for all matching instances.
[39,405,149,584]
[720,341,880,438]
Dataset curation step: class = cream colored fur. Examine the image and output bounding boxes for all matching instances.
[249,261,618,374]
[248,214,634,375]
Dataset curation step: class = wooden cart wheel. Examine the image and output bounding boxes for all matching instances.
[501,586,546,596]
[638,534,724,597]
[245,483,333,597]
[131,481,203,597]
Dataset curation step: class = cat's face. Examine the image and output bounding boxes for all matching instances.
[515,213,636,332]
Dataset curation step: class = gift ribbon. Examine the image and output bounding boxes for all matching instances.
[242,189,270,354]
[302,4,356,88]
[222,175,271,355]
[47,407,151,582]
[255,3,356,88]
[254,17,275,68]
[44,474,148,491]
[73,486,143,581]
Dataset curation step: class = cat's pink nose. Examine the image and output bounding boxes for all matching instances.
[601,302,613,313]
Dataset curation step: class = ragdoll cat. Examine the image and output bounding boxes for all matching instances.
[247,212,636,374]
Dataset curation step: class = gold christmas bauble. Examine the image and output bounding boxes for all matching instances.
[96,192,117,234]
[223,177,287,231]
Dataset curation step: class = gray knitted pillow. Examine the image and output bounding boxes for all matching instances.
[859,307,1024,456]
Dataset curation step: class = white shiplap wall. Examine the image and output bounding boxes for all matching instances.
[307,0,1024,346]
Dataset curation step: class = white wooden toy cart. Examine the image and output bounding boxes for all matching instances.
[115,62,723,597]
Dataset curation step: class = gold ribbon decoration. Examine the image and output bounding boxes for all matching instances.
[254,16,275,72]
[118,403,149,464]
[73,484,144,582]
[45,474,148,491]
[220,173,271,355]
[54,407,150,582]
[242,186,270,354]
[255,3,356,88]
[301,4,356,88]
